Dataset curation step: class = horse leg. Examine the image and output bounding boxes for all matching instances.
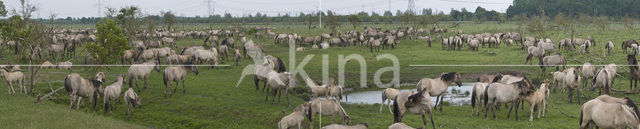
[163,82,168,98]
[135,79,141,92]
[254,76,259,92]
[76,97,83,109]
[69,95,76,109]
[439,94,444,111]
[529,103,535,121]
[277,88,282,104]
[434,96,440,110]
[182,79,186,94]
[507,102,514,120]
[143,77,148,91]
[515,100,519,121]
[422,112,427,129]
[429,111,435,129]
[380,98,385,113]
[7,82,15,94]
[577,87,581,104]
[286,88,290,107]
[264,86,270,102]
[568,88,573,103]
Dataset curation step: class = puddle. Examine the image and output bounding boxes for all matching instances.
[341,83,474,106]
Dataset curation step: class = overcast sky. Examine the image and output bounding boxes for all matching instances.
[3,0,512,18]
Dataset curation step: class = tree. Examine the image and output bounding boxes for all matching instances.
[553,12,567,30]
[115,6,141,41]
[306,14,316,30]
[86,18,130,64]
[594,15,609,31]
[325,11,340,34]
[347,14,361,30]
[162,11,176,30]
[0,1,7,17]
[623,15,635,30]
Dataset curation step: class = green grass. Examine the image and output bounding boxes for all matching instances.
[2,22,640,128]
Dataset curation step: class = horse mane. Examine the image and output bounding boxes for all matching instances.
[276,57,286,73]
[440,72,457,82]
[624,97,640,122]
[491,74,503,83]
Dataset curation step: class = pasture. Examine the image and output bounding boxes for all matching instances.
[3,22,640,128]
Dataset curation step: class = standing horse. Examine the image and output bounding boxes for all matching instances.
[484,80,533,120]
[308,99,351,129]
[381,88,400,114]
[580,97,640,129]
[265,71,294,106]
[0,68,25,94]
[103,75,125,115]
[64,72,105,110]
[128,61,161,92]
[564,67,581,103]
[393,91,435,129]
[304,77,329,99]
[162,64,199,98]
[524,80,549,121]
[629,55,640,90]
[582,62,595,89]
[471,82,489,116]
[416,72,462,111]
[592,67,612,95]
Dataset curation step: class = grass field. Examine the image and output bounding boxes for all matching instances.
[2,22,640,128]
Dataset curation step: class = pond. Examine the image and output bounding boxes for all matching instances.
[341,83,474,106]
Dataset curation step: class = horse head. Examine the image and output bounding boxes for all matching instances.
[516,80,533,96]
[188,63,199,75]
[441,72,462,86]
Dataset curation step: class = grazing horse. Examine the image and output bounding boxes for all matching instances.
[393,91,435,129]
[629,55,640,90]
[540,54,566,75]
[57,60,73,70]
[265,71,294,106]
[162,64,199,98]
[525,46,544,65]
[308,99,351,129]
[471,82,489,116]
[524,80,549,121]
[64,72,106,110]
[103,75,125,115]
[381,88,401,114]
[580,96,640,129]
[128,61,161,92]
[484,80,533,120]
[192,48,219,68]
[278,103,309,129]
[123,88,142,120]
[564,67,581,103]
[0,68,25,94]
[592,67,612,95]
[604,41,614,56]
[416,72,462,111]
[622,40,638,54]
[322,124,368,129]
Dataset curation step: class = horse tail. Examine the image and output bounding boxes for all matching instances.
[579,106,584,126]
[483,85,490,106]
[624,97,640,122]
[276,57,286,72]
[162,71,167,86]
[338,87,343,100]
[381,89,387,102]
[128,74,133,88]
[393,98,400,123]
[64,75,71,93]
[306,103,312,121]
[471,86,477,108]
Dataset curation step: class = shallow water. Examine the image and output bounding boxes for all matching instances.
[341,83,474,106]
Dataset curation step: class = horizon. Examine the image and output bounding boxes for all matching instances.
[3,0,512,19]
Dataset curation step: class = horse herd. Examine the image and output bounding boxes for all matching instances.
[3,24,640,128]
